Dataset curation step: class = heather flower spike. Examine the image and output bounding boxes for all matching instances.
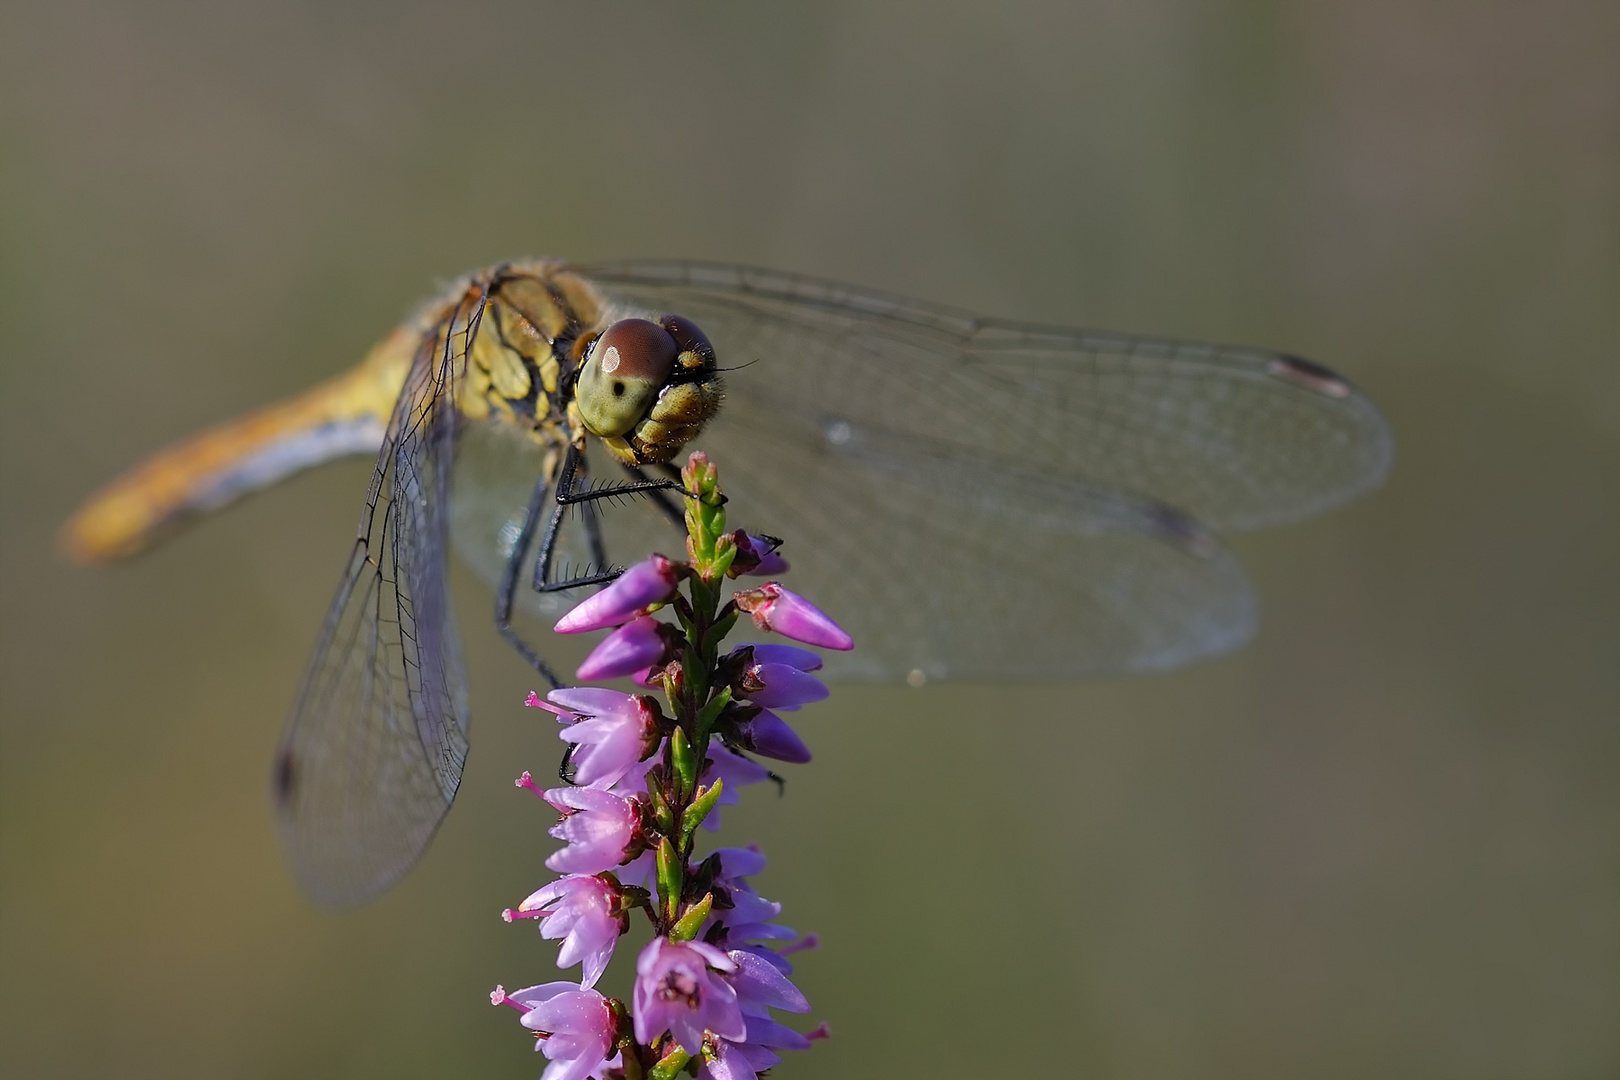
[498,452,831,1075]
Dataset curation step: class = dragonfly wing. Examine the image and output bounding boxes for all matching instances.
[578,260,1393,530]
[576,260,1390,679]
[448,417,620,622]
[273,292,480,907]
[696,412,1257,679]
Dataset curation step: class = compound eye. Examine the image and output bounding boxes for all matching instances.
[660,314,715,365]
[576,318,679,437]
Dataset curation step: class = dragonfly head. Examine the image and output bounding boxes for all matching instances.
[576,315,724,465]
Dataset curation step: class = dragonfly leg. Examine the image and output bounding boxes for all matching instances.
[621,463,685,532]
[531,444,622,594]
[494,469,567,690]
[555,471,690,507]
[532,445,693,595]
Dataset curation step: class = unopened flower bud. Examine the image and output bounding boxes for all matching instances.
[732,708,812,764]
[729,532,790,577]
[733,583,852,651]
[555,556,681,633]
[738,662,829,711]
[576,616,676,680]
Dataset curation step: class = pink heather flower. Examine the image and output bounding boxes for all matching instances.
[728,947,810,1016]
[496,982,616,1080]
[508,875,624,989]
[699,1037,780,1080]
[696,953,813,1080]
[731,708,811,764]
[543,787,641,874]
[555,556,681,634]
[719,888,795,945]
[633,938,745,1055]
[731,532,789,577]
[576,616,674,681]
[716,845,768,878]
[700,1019,818,1080]
[739,1014,815,1050]
[738,662,828,711]
[708,852,794,945]
[705,848,789,944]
[733,583,852,651]
[539,688,662,790]
[735,643,823,672]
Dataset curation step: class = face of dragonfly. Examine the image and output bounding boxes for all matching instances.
[573,314,725,466]
[278,258,1393,907]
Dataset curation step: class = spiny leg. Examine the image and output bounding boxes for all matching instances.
[532,444,691,595]
[494,469,565,690]
[522,450,696,784]
[532,445,620,595]
[557,461,690,508]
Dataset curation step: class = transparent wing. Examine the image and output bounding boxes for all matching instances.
[273,291,480,908]
[449,417,603,624]
[572,260,1392,680]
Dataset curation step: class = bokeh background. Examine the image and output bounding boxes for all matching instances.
[2,2,1616,1077]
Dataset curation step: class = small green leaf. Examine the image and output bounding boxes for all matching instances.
[647,782,675,836]
[671,727,697,801]
[700,609,739,657]
[693,687,733,740]
[670,892,714,942]
[655,837,681,923]
[709,533,737,581]
[680,644,708,706]
[646,1046,691,1080]
[679,777,725,843]
[685,576,713,621]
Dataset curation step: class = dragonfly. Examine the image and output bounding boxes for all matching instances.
[61,258,1392,907]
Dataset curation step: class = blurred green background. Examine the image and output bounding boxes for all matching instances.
[2,2,1616,1077]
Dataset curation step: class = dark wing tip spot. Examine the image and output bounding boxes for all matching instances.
[1147,504,1221,560]
[1267,355,1352,399]
[273,747,298,806]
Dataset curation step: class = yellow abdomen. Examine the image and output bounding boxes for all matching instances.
[60,325,418,562]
